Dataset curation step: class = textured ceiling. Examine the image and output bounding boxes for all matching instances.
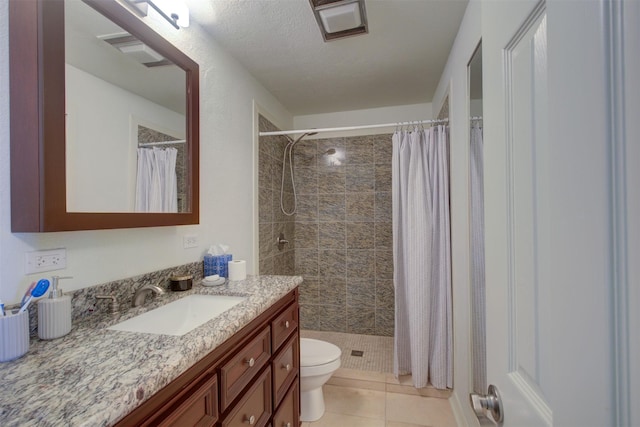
[185,0,469,115]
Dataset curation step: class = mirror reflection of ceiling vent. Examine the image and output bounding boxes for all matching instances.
[98,33,171,67]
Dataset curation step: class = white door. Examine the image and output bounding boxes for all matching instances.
[480,0,624,425]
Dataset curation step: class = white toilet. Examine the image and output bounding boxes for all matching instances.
[299,338,342,422]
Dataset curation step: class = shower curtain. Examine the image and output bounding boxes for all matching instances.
[135,147,178,212]
[470,122,487,393]
[392,125,452,389]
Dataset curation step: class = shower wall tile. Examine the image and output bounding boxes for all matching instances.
[346,136,374,164]
[346,165,375,193]
[347,249,376,279]
[300,304,320,330]
[295,222,319,249]
[346,193,375,221]
[346,222,375,249]
[274,192,296,223]
[375,280,394,311]
[318,168,346,194]
[318,194,346,221]
[319,277,347,307]
[259,257,274,275]
[274,252,295,275]
[319,249,346,277]
[373,134,393,164]
[375,163,392,192]
[375,250,394,280]
[293,140,318,167]
[376,308,394,337]
[374,221,392,250]
[286,132,393,336]
[348,308,376,335]
[347,279,376,308]
[318,304,347,333]
[258,116,294,276]
[259,223,274,260]
[295,195,319,222]
[299,277,320,305]
[319,222,346,249]
[296,249,319,276]
[294,167,318,194]
[258,188,273,224]
[374,192,392,222]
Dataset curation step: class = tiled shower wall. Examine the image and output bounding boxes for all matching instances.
[257,116,394,336]
[293,134,394,336]
[258,116,296,275]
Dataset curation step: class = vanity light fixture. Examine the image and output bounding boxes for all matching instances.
[309,0,368,42]
[124,0,190,29]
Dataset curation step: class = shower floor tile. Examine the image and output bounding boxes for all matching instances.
[301,329,393,372]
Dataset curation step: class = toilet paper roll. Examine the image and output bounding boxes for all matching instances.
[228,260,247,281]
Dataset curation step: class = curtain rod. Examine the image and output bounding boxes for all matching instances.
[258,118,449,137]
[138,139,186,147]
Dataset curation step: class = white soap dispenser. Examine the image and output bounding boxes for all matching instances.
[38,275,73,340]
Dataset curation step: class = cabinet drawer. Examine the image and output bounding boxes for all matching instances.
[222,367,272,427]
[272,381,299,427]
[271,303,298,352]
[220,326,271,412]
[156,373,218,427]
[272,334,299,408]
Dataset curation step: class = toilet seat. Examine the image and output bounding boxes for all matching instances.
[300,338,341,367]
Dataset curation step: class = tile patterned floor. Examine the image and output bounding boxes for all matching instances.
[301,329,394,372]
[300,330,457,427]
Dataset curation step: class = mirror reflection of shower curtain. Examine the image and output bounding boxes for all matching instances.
[470,122,486,393]
[393,125,453,390]
[135,147,178,212]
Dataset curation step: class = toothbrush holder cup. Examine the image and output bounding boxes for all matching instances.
[0,310,30,362]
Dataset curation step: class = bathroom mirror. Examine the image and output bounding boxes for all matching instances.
[467,41,486,394]
[9,0,199,231]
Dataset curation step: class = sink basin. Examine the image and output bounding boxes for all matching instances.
[107,294,246,336]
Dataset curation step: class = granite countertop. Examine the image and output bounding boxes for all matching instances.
[0,275,302,427]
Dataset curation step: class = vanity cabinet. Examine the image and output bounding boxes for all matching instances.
[115,289,299,427]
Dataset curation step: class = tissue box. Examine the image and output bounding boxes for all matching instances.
[204,254,233,278]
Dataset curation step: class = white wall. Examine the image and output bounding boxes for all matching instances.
[293,103,432,138]
[0,0,293,303]
[431,1,482,425]
[66,64,185,212]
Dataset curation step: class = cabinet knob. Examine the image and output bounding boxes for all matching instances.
[282,363,292,372]
[244,415,256,425]
[284,320,290,328]
[283,423,291,427]
[245,357,255,367]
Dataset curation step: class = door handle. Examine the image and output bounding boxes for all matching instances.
[470,384,504,423]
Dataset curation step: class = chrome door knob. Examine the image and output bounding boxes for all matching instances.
[470,384,504,423]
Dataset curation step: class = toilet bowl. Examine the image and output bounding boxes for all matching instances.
[300,338,341,422]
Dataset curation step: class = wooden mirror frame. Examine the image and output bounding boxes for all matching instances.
[9,0,199,232]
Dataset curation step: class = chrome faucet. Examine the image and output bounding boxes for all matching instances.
[132,284,166,307]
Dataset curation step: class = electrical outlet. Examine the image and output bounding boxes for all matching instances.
[183,234,198,249]
[25,248,67,274]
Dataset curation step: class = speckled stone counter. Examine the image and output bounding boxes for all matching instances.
[0,275,302,427]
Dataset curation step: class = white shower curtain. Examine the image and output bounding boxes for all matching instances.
[470,122,487,393]
[392,125,453,389]
[135,147,178,212]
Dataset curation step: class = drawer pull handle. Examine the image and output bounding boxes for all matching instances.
[282,363,292,372]
[283,423,291,427]
[245,357,255,367]
[284,320,290,328]
[244,415,256,425]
